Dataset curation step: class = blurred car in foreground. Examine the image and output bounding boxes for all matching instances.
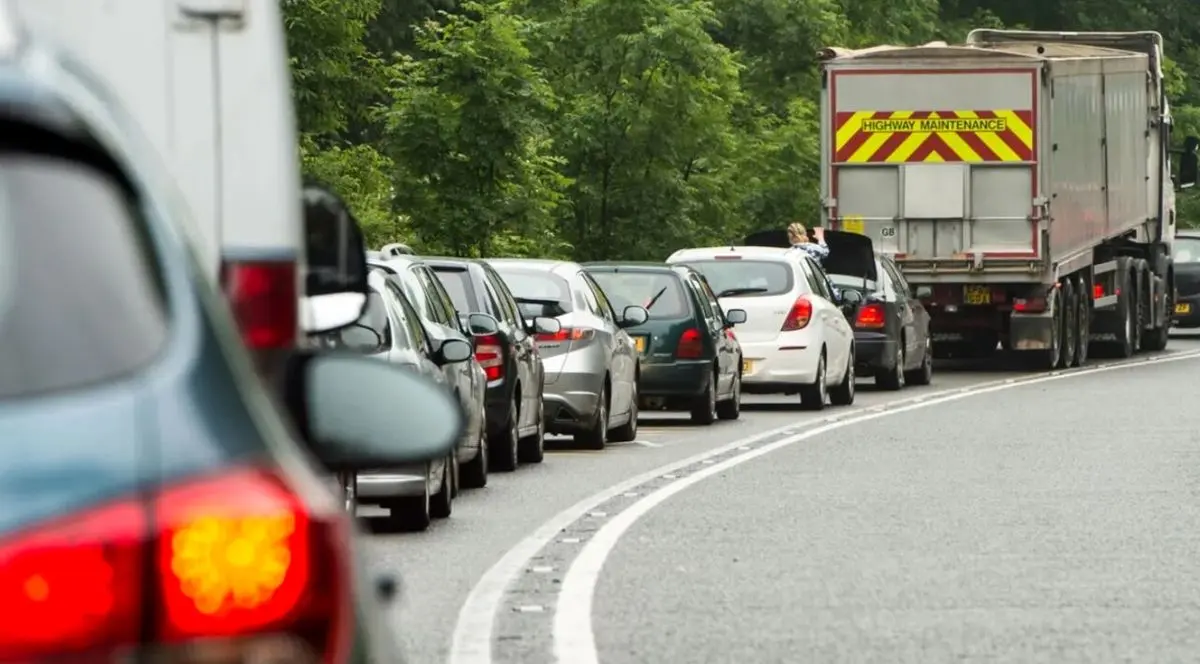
[585,262,746,424]
[427,257,557,470]
[667,245,855,410]
[368,255,491,487]
[488,259,647,448]
[0,40,464,662]
[312,271,476,530]
[1174,229,1200,328]
[743,230,933,389]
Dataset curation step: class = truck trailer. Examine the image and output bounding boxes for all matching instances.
[818,30,1198,369]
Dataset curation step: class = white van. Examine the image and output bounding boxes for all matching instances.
[9,0,319,350]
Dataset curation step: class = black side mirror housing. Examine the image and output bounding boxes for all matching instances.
[283,351,464,470]
[434,338,474,365]
[618,305,649,327]
[468,312,500,335]
[300,183,370,333]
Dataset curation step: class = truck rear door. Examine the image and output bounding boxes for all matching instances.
[824,63,1041,266]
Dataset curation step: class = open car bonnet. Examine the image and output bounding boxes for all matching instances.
[741,229,877,282]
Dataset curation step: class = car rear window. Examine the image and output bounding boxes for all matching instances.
[493,267,574,317]
[587,271,690,319]
[0,151,168,399]
[1174,237,1200,263]
[681,259,793,297]
[432,266,476,313]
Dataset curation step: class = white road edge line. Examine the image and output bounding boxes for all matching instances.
[448,351,1200,664]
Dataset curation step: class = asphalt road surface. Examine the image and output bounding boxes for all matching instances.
[365,331,1200,664]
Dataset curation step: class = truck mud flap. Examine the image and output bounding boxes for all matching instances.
[1092,259,1120,310]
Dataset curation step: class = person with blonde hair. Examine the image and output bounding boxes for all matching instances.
[787,222,830,262]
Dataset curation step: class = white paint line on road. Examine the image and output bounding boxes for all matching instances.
[447,350,1200,664]
[631,440,662,447]
[550,350,1200,664]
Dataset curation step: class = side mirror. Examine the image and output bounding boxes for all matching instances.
[435,337,473,365]
[287,352,464,468]
[619,305,649,327]
[840,289,864,305]
[341,323,383,351]
[724,309,747,326]
[468,312,500,335]
[532,316,561,335]
[1179,136,1198,190]
[300,183,370,334]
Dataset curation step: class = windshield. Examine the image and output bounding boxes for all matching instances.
[588,271,689,318]
[493,267,573,318]
[1174,237,1200,263]
[681,259,793,297]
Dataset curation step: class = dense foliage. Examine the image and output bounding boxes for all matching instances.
[283,0,1200,259]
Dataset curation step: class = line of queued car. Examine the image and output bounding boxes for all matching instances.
[326,229,937,532]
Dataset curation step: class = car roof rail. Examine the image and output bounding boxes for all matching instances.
[379,242,416,257]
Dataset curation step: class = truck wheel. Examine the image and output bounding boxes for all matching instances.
[1059,279,1077,368]
[1033,288,1063,370]
[1072,276,1089,367]
[1116,270,1137,358]
[1141,273,1170,352]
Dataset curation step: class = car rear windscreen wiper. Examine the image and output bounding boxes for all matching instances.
[643,286,667,310]
[717,287,769,298]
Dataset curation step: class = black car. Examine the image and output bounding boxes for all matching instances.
[427,257,555,470]
[742,229,933,389]
[584,263,746,424]
[1173,230,1200,327]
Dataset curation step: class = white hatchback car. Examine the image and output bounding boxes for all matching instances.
[666,246,855,409]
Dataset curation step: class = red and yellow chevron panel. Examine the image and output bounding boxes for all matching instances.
[834,110,1034,163]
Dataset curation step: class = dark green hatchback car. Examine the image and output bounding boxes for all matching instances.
[584,263,746,424]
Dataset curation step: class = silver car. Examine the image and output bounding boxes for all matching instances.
[487,259,648,449]
[312,271,475,532]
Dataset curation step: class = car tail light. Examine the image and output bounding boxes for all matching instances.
[220,260,299,350]
[475,334,504,381]
[1012,296,1047,313]
[536,327,593,344]
[0,467,350,663]
[780,297,813,331]
[855,302,886,328]
[676,328,704,358]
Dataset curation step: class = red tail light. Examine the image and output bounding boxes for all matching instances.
[781,297,813,331]
[475,334,504,381]
[536,327,593,344]
[855,302,886,328]
[1093,283,1104,299]
[1012,296,1047,313]
[0,468,350,662]
[676,328,704,358]
[220,260,299,350]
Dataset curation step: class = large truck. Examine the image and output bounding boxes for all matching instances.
[818,30,1199,369]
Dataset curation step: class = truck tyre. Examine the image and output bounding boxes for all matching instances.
[1071,276,1089,366]
[1110,269,1137,358]
[1141,271,1170,352]
[1032,288,1062,370]
[1059,279,1078,368]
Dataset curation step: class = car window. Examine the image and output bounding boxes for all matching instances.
[483,269,521,327]
[580,272,617,321]
[0,151,168,399]
[385,279,432,352]
[795,257,827,298]
[432,265,476,314]
[882,259,910,296]
[1175,237,1200,263]
[685,275,715,320]
[695,274,727,320]
[587,271,690,319]
[493,266,574,318]
[682,259,794,297]
[409,265,456,325]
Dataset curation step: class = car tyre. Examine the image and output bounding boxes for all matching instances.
[381,469,432,533]
[690,371,718,425]
[460,418,488,489]
[518,396,546,463]
[430,456,453,519]
[716,369,741,420]
[576,383,608,450]
[610,382,638,442]
[905,337,933,385]
[876,342,904,390]
[491,400,521,472]
[798,352,828,411]
[829,350,855,406]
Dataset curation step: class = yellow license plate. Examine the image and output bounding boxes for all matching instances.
[634,336,646,353]
[1176,303,1191,314]
[742,359,754,374]
[964,285,991,305]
